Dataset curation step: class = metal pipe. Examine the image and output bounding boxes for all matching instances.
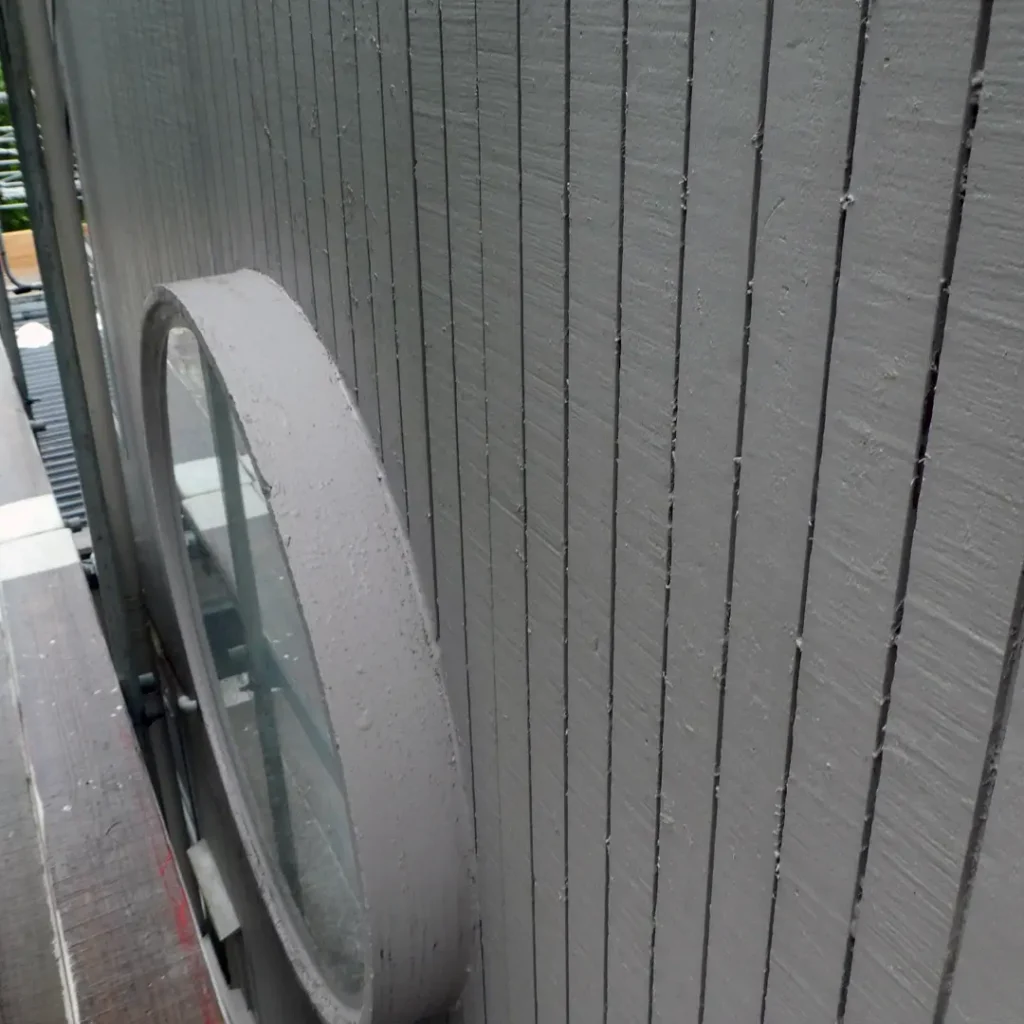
[0,0,148,701]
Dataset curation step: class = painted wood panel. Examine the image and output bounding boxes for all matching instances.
[519,0,571,1017]
[377,0,437,617]
[709,0,864,1020]
[650,0,761,1017]
[333,0,384,443]
[475,2,536,1023]
[844,5,1019,1022]
[354,0,407,512]
[764,3,982,1022]
[940,15,1024,1023]
[52,2,1024,1024]
[603,0,689,1018]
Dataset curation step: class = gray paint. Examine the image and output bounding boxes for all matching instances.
[140,273,475,1023]
[519,0,569,1018]
[564,2,624,1020]
[435,0,507,1021]
[475,2,534,1022]
[650,0,757,1017]
[767,3,982,1022]
[711,0,861,1018]
[942,13,1024,1021]
[604,0,688,1018]
[53,2,1024,1023]
[844,6,1009,1022]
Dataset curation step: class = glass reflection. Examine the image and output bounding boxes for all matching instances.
[165,328,364,999]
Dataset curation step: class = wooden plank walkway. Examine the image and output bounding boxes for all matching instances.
[0,337,220,1023]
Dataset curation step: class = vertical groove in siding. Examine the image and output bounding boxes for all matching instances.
[227,0,269,274]
[260,0,296,293]
[698,0,777,1013]
[204,0,243,271]
[926,14,1024,1016]
[519,0,571,1014]
[405,6,483,1019]
[563,0,624,1020]
[355,0,406,509]
[316,0,357,377]
[379,0,438,622]
[759,0,872,1014]
[842,5,1003,1021]
[373,0,410,521]
[604,0,691,1017]
[280,0,317,320]
[172,0,213,277]
[186,0,222,271]
[335,0,384,445]
[242,0,281,279]
[477,0,535,1018]
[687,0,864,1020]
[649,0,757,1016]
[292,0,333,352]
[437,0,501,1017]
[308,0,340,360]
[559,0,571,1014]
[645,0,696,1018]
[139,1,182,281]
[600,0,628,1013]
[216,0,259,272]
[250,0,286,282]
[760,3,981,1021]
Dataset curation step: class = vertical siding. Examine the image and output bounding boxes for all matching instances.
[55,1,1024,1023]
[709,0,863,1017]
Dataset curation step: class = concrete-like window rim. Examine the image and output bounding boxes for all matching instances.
[138,269,476,1024]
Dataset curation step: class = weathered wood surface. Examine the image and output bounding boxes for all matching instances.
[0,342,218,1022]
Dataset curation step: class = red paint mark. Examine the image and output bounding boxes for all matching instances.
[117,724,222,1022]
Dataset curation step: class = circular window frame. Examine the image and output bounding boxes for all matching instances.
[138,270,475,1024]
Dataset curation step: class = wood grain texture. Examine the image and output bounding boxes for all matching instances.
[333,0,384,446]
[224,0,270,276]
[252,0,293,292]
[190,0,232,274]
[476,1,534,1021]
[213,0,257,272]
[354,0,407,514]
[274,0,315,315]
[407,0,473,894]
[0,350,65,1024]
[764,3,981,1021]
[2,564,219,1023]
[649,0,759,1018]
[943,26,1024,1018]
[377,0,437,617]
[292,0,334,356]
[519,0,570,1016]
[603,0,688,1018]
[436,1,505,1019]
[844,5,1019,1022]
[242,0,285,281]
[709,0,862,1019]
[564,0,624,1019]
[0,627,66,1024]
[311,0,356,377]
[166,0,214,278]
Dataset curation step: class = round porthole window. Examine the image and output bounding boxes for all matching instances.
[138,270,475,1024]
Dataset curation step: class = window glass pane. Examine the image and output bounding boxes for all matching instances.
[165,327,365,999]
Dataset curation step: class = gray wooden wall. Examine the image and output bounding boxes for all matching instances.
[55,0,1024,1021]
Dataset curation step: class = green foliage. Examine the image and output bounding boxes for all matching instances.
[0,63,32,232]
